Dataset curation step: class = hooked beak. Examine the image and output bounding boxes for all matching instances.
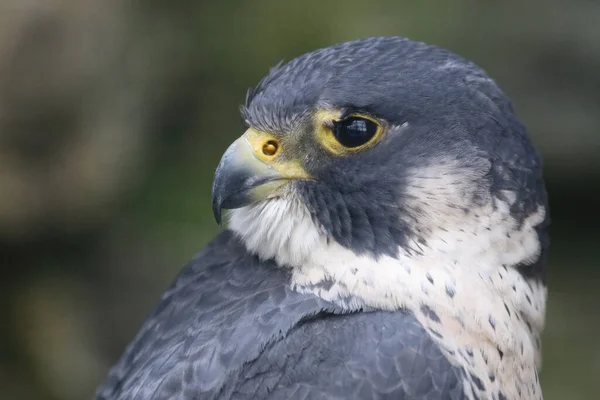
[211,134,292,224]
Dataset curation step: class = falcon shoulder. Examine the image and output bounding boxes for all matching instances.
[95,230,465,400]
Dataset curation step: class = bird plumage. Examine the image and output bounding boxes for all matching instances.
[95,231,464,399]
[95,36,549,400]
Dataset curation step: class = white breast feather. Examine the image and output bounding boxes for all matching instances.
[227,159,547,400]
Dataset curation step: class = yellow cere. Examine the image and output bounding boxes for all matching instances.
[313,108,385,155]
[262,141,278,156]
[243,128,281,163]
[242,128,311,180]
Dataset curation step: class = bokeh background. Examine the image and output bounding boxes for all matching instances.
[1,1,599,399]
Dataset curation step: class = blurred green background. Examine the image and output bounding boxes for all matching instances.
[0,1,598,399]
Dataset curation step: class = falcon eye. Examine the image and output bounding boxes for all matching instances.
[314,110,384,155]
[333,117,379,148]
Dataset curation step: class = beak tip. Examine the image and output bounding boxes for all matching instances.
[212,200,222,225]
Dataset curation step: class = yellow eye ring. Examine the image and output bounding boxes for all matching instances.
[314,110,385,155]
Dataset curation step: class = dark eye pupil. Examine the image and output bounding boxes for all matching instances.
[333,117,378,148]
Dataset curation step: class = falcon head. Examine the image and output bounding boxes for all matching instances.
[211,36,548,390]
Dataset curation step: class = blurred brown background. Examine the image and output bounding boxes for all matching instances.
[0,1,598,399]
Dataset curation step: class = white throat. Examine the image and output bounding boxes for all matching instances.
[227,178,547,399]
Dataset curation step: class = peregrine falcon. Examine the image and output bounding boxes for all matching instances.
[95,36,549,400]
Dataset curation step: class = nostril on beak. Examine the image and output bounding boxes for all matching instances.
[262,140,279,156]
